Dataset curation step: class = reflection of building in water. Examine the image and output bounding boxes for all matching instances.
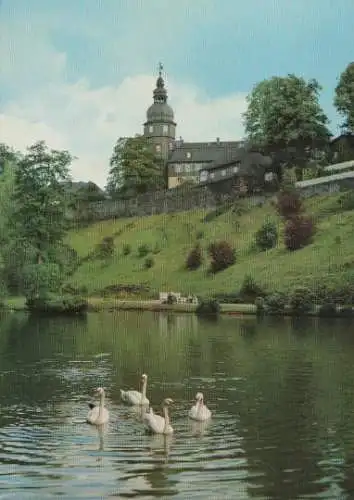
[158,313,198,336]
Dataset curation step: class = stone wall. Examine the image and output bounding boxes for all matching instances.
[76,172,354,222]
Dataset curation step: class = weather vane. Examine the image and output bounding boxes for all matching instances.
[158,62,163,77]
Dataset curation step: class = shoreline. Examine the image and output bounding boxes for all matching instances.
[1,297,353,318]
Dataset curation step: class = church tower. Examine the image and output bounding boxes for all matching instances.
[143,63,176,161]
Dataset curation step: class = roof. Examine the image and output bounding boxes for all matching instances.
[167,140,244,164]
[205,149,272,171]
[330,133,354,145]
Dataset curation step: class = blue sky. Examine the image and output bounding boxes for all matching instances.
[1,0,353,186]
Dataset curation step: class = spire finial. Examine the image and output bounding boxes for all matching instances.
[158,61,163,77]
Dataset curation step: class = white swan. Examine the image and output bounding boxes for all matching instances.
[188,392,211,422]
[87,387,109,425]
[120,373,150,406]
[143,398,174,435]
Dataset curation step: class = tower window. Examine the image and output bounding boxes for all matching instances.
[149,125,153,133]
[155,144,161,153]
[169,142,173,150]
[186,152,191,159]
[221,169,226,177]
[163,125,168,135]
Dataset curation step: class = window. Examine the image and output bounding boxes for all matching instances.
[221,169,226,177]
[186,152,191,159]
[169,142,173,150]
[210,172,215,179]
[155,144,161,153]
[200,170,208,182]
[149,125,153,133]
[233,165,239,173]
[175,165,182,174]
[163,125,168,135]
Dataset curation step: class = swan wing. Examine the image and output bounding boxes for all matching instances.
[143,411,165,434]
[120,390,149,405]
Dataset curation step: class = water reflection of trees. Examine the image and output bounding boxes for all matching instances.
[1,311,354,497]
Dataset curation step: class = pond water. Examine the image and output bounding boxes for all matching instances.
[0,311,354,499]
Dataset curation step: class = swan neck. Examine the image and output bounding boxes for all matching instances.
[98,391,105,417]
[141,379,147,401]
[163,405,170,431]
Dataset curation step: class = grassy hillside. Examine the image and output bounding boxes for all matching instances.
[66,192,354,297]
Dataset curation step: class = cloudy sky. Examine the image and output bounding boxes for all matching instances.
[1,0,353,187]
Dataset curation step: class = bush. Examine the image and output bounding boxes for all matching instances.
[239,275,266,302]
[123,243,131,255]
[276,188,303,219]
[318,302,338,317]
[339,306,354,317]
[338,191,354,211]
[152,242,161,254]
[0,279,7,306]
[196,230,204,240]
[196,299,220,317]
[186,244,203,270]
[137,244,150,258]
[289,287,313,315]
[22,263,62,300]
[255,296,265,315]
[96,236,115,258]
[208,240,236,273]
[264,293,287,315]
[255,221,278,251]
[284,215,315,251]
[26,294,88,316]
[144,257,154,269]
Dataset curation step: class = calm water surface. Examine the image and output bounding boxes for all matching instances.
[0,311,354,499]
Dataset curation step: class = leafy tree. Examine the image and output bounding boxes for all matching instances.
[11,140,74,256]
[22,262,62,300]
[334,62,354,133]
[243,74,331,167]
[0,143,21,172]
[106,135,164,197]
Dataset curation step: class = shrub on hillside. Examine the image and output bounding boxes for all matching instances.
[264,293,287,315]
[239,274,266,303]
[123,243,131,255]
[255,221,278,251]
[196,299,220,317]
[96,236,115,258]
[289,287,313,315]
[254,296,265,315]
[137,244,150,258]
[26,294,88,316]
[196,230,204,240]
[186,244,203,270]
[338,191,354,211]
[276,188,303,219]
[144,257,154,269]
[208,240,236,273]
[284,215,315,251]
[318,302,338,317]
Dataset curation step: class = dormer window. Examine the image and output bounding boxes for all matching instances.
[149,125,153,133]
[186,152,191,159]
[163,125,168,135]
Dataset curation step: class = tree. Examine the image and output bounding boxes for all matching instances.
[106,135,164,197]
[11,140,74,256]
[334,62,354,133]
[243,74,331,167]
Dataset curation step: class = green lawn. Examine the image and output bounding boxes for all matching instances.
[66,193,354,297]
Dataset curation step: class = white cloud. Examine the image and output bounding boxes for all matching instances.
[1,74,247,188]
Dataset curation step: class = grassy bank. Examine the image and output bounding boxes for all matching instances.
[65,192,354,298]
[1,296,256,315]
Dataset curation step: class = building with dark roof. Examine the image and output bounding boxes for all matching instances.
[142,65,245,189]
